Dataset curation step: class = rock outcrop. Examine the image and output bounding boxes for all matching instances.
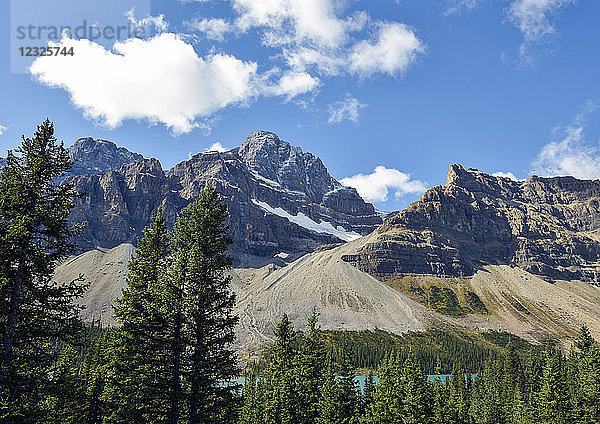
[68,137,143,176]
[343,164,600,282]
[67,131,382,265]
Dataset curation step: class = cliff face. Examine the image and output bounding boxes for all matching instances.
[343,164,600,282]
[67,131,382,266]
[68,137,144,176]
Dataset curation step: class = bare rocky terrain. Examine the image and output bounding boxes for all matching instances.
[65,131,381,266]
[52,138,600,351]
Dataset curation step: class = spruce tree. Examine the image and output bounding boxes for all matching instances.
[0,120,85,420]
[239,370,263,424]
[106,207,172,423]
[431,376,448,424]
[401,353,432,424]
[170,185,239,423]
[364,353,403,424]
[296,309,326,424]
[572,325,600,424]
[263,314,298,424]
[317,351,359,424]
[361,372,376,420]
[448,365,469,424]
[537,349,571,424]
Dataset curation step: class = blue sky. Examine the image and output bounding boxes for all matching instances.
[1,0,600,211]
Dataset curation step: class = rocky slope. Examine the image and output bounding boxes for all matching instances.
[231,239,600,352]
[343,164,600,282]
[68,137,144,176]
[55,157,600,348]
[66,131,382,265]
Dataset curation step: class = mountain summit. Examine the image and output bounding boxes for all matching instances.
[68,137,143,176]
[343,163,600,281]
[65,132,382,265]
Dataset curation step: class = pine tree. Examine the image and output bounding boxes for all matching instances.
[570,326,600,424]
[45,344,83,424]
[364,353,403,424]
[431,364,448,424]
[105,207,171,424]
[360,372,376,420]
[469,358,503,424]
[448,365,469,424]
[239,370,263,424]
[537,349,571,424]
[0,120,86,420]
[296,309,326,424]
[263,314,298,424]
[401,353,432,424]
[335,356,359,424]
[317,351,359,424]
[170,185,239,423]
[317,357,338,424]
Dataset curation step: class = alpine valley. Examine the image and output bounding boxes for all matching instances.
[51,131,600,354]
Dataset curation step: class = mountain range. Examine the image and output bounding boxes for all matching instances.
[50,132,600,353]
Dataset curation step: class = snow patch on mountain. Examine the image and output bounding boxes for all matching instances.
[251,199,362,242]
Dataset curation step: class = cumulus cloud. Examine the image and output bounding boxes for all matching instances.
[29,33,321,134]
[532,101,600,180]
[232,0,355,48]
[185,18,235,41]
[0,125,7,136]
[205,141,228,152]
[349,22,424,77]
[507,0,575,62]
[31,5,424,133]
[188,0,423,77]
[341,166,427,202]
[267,70,320,98]
[327,94,366,124]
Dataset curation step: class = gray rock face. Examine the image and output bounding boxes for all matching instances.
[343,164,600,282]
[68,131,382,266]
[68,137,143,176]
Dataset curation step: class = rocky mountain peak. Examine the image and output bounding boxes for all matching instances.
[67,132,383,265]
[68,137,143,176]
[238,131,340,204]
[345,164,600,282]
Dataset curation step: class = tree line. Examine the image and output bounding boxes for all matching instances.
[1,121,599,423]
[239,314,600,424]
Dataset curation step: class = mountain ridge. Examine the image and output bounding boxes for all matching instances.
[343,164,600,282]
[64,131,383,266]
[51,143,600,348]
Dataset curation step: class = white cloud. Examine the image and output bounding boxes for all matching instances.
[267,70,320,98]
[232,0,354,48]
[532,101,600,180]
[125,10,169,34]
[328,94,366,124]
[186,1,423,78]
[205,141,228,152]
[341,166,427,202]
[492,171,519,181]
[349,22,424,77]
[0,125,7,136]
[31,5,424,133]
[185,18,235,41]
[507,0,575,62]
[30,33,318,134]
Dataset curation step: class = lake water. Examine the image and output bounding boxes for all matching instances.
[229,374,472,392]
